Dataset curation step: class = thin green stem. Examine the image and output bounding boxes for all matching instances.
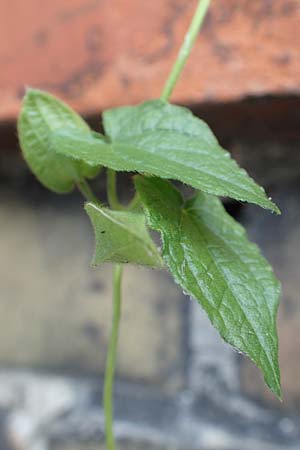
[160,0,211,102]
[76,178,99,203]
[128,192,141,211]
[107,169,125,210]
[77,178,123,450]
[103,264,123,450]
[79,5,211,450]
[105,170,125,450]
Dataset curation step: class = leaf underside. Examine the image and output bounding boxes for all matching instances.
[135,176,281,398]
[51,100,279,213]
[85,202,163,268]
[18,88,99,193]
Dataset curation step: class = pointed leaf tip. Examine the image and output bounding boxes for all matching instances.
[135,176,281,398]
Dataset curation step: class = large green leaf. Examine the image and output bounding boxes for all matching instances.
[85,202,163,268]
[51,100,279,212]
[18,89,100,193]
[135,176,281,398]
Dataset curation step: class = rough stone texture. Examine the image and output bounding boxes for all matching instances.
[52,441,182,450]
[0,0,300,120]
[5,371,300,450]
[55,445,179,450]
[189,302,240,396]
[0,188,185,390]
[2,370,300,450]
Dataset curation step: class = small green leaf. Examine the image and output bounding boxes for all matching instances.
[135,176,281,398]
[85,202,163,268]
[18,88,100,193]
[50,100,279,212]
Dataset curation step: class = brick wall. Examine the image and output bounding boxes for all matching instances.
[0,0,299,120]
[1,1,300,449]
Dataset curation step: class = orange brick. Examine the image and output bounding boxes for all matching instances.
[0,0,299,120]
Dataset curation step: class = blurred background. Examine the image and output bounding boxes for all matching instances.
[0,1,300,449]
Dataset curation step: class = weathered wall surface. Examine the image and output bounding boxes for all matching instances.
[0,192,184,389]
[0,0,299,120]
[0,97,300,449]
[1,1,300,449]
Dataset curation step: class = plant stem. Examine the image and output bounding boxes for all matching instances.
[107,169,125,210]
[80,4,211,449]
[104,264,123,450]
[105,168,124,450]
[76,177,123,450]
[128,192,141,211]
[76,178,99,203]
[160,0,211,102]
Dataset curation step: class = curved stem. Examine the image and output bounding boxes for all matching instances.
[104,264,123,450]
[160,0,211,102]
[76,179,99,203]
[107,169,125,210]
[128,192,141,211]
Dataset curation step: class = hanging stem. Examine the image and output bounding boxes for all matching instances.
[78,3,212,449]
[128,192,141,211]
[161,0,211,102]
[103,264,123,450]
[104,169,125,450]
[76,178,99,203]
[76,176,123,450]
[107,169,126,210]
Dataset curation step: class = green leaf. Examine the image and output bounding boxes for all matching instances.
[85,202,163,268]
[135,176,281,398]
[51,100,279,212]
[18,88,100,193]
